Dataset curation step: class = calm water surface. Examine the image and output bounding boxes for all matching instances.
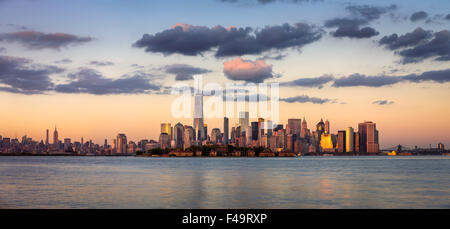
[0,156,449,208]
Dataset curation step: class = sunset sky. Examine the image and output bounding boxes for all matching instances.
[0,0,449,148]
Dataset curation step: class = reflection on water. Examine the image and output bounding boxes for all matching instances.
[0,156,449,209]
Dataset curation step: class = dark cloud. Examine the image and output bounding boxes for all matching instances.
[55,68,160,95]
[219,0,321,4]
[88,61,114,66]
[165,64,211,81]
[280,74,334,88]
[223,57,276,83]
[0,55,63,94]
[0,30,93,50]
[379,27,432,50]
[324,4,396,39]
[332,73,402,87]
[446,14,450,20]
[280,95,332,104]
[373,100,394,105]
[0,47,5,53]
[332,69,450,87]
[55,58,72,64]
[134,22,322,57]
[410,11,428,22]
[346,4,397,21]
[398,30,450,63]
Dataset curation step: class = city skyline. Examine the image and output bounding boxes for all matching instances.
[0,0,449,148]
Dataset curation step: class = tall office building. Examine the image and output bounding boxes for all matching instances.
[346,127,354,152]
[251,122,259,141]
[183,126,195,149]
[287,119,302,138]
[116,133,127,154]
[193,91,204,142]
[337,130,346,153]
[358,121,379,153]
[224,117,229,144]
[325,119,330,134]
[301,117,308,138]
[211,128,221,144]
[245,125,252,146]
[238,111,249,133]
[173,122,184,148]
[45,129,49,145]
[159,133,170,149]
[160,123,172,139]
[258,118,265,140]
[53,126,59,145]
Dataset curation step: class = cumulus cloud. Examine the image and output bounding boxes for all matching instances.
[410,11,428,22]
[0,55,63,94]
[55,68,160,95]
[0,30,93,50]
[165,64,211,81]
[280,74,334,88]
[373,100,394,105]
[379,27,432,50]
[134,22,322,57]
[223,57,275,82]
[280,95,333,104]
[324,4,396,39]
[88,61,114,66]
[380,28,450,63]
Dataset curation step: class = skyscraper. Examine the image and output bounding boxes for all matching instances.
[358,121,379,153]
[301,117,308,138]
[160,123,172,139]
[337,130,346,153]
[325,119,330,134]
[173,122,184,149]
[239,111,249,133]
[287,119,301,138]
[224,117,229,144]
[346,127,354,152]
[53,126,58,146]
[116,133,127,154]
[251,122,259,141]
[45,129,49,145]
[193,91,204,142]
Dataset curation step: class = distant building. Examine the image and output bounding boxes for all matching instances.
[320,133,334,152]
[358,121,379,153]
[288,119,301,139]
[64,138,71,152]
[53,126,59,146]
[161,123,172,140]
[224,117,229,144]
[346,127,354,152]
[211,128,221,145]
[325,119,330,134]
[173,122,184,149]
[116,134,127,154]
[159,133,170,149]
[193,91,204,142]
[251,122,259,141]
[239,111,249,133]
[184,126,195,149]
[337,130,346,153]
[438,143,445,151]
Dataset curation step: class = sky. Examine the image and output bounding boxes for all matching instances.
[0,0,449,148]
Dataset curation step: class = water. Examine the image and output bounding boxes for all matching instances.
[0,156,448,209]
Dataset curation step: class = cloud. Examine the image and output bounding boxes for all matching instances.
[0,30,93,50]
[446,14,450,20]
[88,60,114,66]
[379,28,450,63]
[55,58,72,64]
[379,27,432,50]
[280,95,333,104]
[165,64,211,81]
[324,4,396,39]
[0,47,5,53]
[219,0,321,4]
[332,73,402,87]
[0,55,63,94]
[410,11,428,22]
[134,22,322,57]
[280,74,334,88]
[402,69,450,83]
[223,57,275,82]
[373,100,394,105]
[55,68,160,95]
